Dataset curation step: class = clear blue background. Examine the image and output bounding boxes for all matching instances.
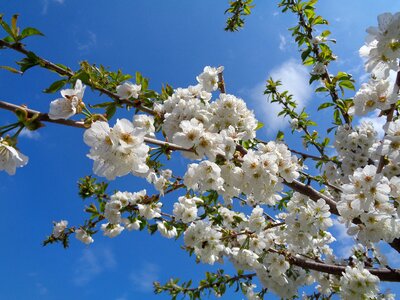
[1,1,400,299]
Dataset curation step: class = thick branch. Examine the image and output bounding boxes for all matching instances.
[284,179,339,215]
[289,255,400,282]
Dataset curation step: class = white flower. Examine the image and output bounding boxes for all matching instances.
[137,202,162,220]
[311,62,326,75]
[133,114,155,137]
[183,161,224,192]
[123,218,142,231]
[0,138,29,175]
[104,199,123,224]
[183,221,224,265]
[196,66,224,92]
[52,220,68,238]
[110,190,146,206]
[83,119,149,180]
[173,196,200,223]
[351,79,396,116]
[101,223,124,238]
[146,169,172,195]
[360,12,400,79]
[172,118,204,149]
[48,79,85,120]
[157,222,177,239]
[116,82,141,100]
[75,228,94,245]
[340,264,379,299]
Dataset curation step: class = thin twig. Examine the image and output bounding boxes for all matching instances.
[0,40,155,116]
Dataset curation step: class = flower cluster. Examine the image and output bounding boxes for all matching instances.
[337,164,400,244]
[159,66,257,162]
[332,122,378,179]
[283,193,334,255]
[339,264,379,299]
[352,12,400,117]
[101,190,155,238]
[173,196,201,223]
[351,79,397,116]
[184,220,224,265]
[83,118,150,180]
[360,12,400,80]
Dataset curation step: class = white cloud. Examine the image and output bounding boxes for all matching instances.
[130,262,159,292]
[36,283,48,296]
[385,248,400,268]
[331,218,354,257]
[77,31,97,52]
[27,273,49,296]
[279,34,287,51]
[19,128,41,140]
[249,59,313,136]
[73,247,116,286]
[42,0,65,15]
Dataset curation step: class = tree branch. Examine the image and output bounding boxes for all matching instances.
[0,100,192,152]
[288,254,400,282]
[0,40,155,116]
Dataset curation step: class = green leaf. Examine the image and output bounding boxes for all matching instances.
[301,48,311,61]
[90,101,114,109]
[303,56,315,66]
[16,51,40,72]
[2,35,14,43]
[315,86,328,93]
[0,16,14,39]
[20,27,44,39]
[43,79,67,93]
[105,104,117,120]
[276,130,284,140]
[317,102,334,110]
[11,14,19,37]
[338,80,355,91]
[321,30,331,37]
[327,126,337,134]
[255,121,264,130]
[136,71,143,85]
[0,65,22,74]
[333,109,342,125]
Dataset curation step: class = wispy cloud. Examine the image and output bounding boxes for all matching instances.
[73,247,117,286]
[130,262,159,292]
[36,283,48,296]
[249,59,313,136]
[77,31,97,52]
[42,0,65,15]
[19,128,41,140]
[27,272,49,296]
[115,295,128,300]
[279,34,287,51]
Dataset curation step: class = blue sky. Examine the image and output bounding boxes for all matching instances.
[1,1,400,299]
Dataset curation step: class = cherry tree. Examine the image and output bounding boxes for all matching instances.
[1,0,400,299]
